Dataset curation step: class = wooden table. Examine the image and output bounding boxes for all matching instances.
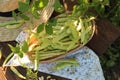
[0,19,120,80]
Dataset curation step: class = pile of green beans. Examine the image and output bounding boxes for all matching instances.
[29,13,93,62]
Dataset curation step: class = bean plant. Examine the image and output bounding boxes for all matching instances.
[3,0,120,80]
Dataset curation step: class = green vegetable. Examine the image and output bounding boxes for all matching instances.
[39,52,65,60]
[26,68,38,80]
[54,62,79,70]
[35,51,40,71]
[53,58,79,64]
[2,52,14,67]
[0,20,23,27]
[10,66,26,79]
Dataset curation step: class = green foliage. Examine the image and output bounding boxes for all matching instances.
[45,23,53,35]
[37,23,44,33]
[22,41,28,53]
[19,13,30,21]
[26,68,38,80]
[107,1,120,26]
[8,44,20,53]
[100,38,120,67]
[53,0,64,13]
[18,1,29,13]
[12,11,17,21]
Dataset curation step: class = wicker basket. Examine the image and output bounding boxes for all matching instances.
[0,0,55,42]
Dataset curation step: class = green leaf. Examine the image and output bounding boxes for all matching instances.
[12,11,17,21]
[53,0,64,13]
[19,13,30,21]
[18,1,29,12]
[18,52,23,58]
[34,0,48,10]
[8,44,20,53]
[106,60,115,67]
[22,41,28,53]
[25,0,30,4]
[32,10,40,19]
[45,24,53,35]
[103,0,110,6]
[39,0,49,9]
[37,23,44,33]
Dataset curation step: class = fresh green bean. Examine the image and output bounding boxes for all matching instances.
[0,20,24,27]
[51,44,68,50]
[35,51,39,71]
[10,66,26,79]
[2,52,14,67]
[35,39,51,51]
[53,58,79,64]
[54,62,79,70]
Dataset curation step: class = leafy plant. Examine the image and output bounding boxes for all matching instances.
[100,38,120,67]
[3,0,98,79]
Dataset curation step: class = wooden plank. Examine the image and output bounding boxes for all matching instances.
[0,67,7,80]
[87,19,120,54]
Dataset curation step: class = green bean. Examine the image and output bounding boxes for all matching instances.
[35,39,51,51]
[51,44,68,50]
[56,17,69,23]
[53,58,79,64]
[10,66,26,79]
[57,41,72,45]
[5,20,24,29]
[53,29,69,42]
[54,62,79,70]
[0,20,24,27]
[2,52,14,67]
[39,52,64,57]
[35,51,39,71]
[68,22,79,41]
[67,41,77,51]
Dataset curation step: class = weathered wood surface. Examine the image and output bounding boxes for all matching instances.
[87,18,120,54]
